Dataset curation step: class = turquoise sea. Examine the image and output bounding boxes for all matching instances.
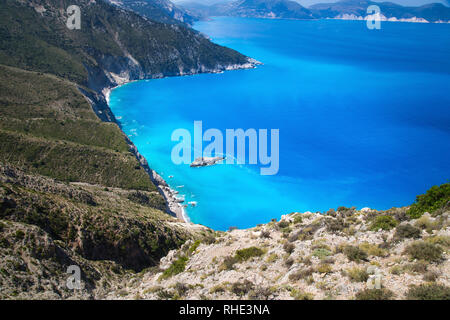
[109,17,450,231]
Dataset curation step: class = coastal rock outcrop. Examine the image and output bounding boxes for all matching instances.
[190,156,226,167]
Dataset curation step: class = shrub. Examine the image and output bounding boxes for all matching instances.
[174,282,189,297]
[425,235,450,248]
[260,230,271,239]
[293,215,303,224]
[235,247,265,261]
[334,243,346,254]
[347,267,369,282]
[294,223,322,241]
[389,266,405,276]
[408,183,450,219]
[369,215,398,231]
[311,240,331,251]
[188,240,201,255]
[288,268,314,282]
[299,256,312,266]
[389,207,409,222]
[414,215,439,233]
[210,284,227,294]
[266,253,278,263]
[230,280,254,296]
[277,221,290,229]
[283,242,295,254]
[290,289,314,300]
[287,230,300,242]
[406,283,450,300]
[406,261,428,274]
[222,246,265,270]
[284,257,294,268]
[359,243,387,257]
[0,237,9,248]
[390,265,405,275]
[337,206,355,217]
[325,217,348,233]
[316,264,333,274]
[248,287,272,300]
[394,224,421,240]
[321,257,335,264]
[159,256,188,280]
[312,248,332,260]
[221,256,238,271]
[346,215,360,224]
[14,230,25,240]
[423,270,440,282]
[156,289,176,300]
[343,245,368,262]
[404,241,443,262]
[355,288,394,300]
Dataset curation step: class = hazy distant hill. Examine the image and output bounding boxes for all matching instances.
[106,0,197,25]
[183,0,314,19]
[310,0,450,22]
[181,0,450,22]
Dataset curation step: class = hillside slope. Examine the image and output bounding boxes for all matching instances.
[0,65,155,190]
[111,201,450,300]
[0,66,215,298]
[0,163,214,299]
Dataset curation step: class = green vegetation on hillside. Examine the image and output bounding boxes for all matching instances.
[0,66,213,298]
[408,183,450,218]
[0,0,249,88]
[0,65,154,190]
[369,215,398,231]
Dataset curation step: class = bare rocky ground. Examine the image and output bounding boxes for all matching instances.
[105,208,450,300]
[0,165,211,299]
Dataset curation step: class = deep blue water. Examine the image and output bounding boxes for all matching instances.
[109,18,450,231]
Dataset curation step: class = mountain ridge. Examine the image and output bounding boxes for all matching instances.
[181,0,450,22]
[106,0,198,25]
[310,0,450,22]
